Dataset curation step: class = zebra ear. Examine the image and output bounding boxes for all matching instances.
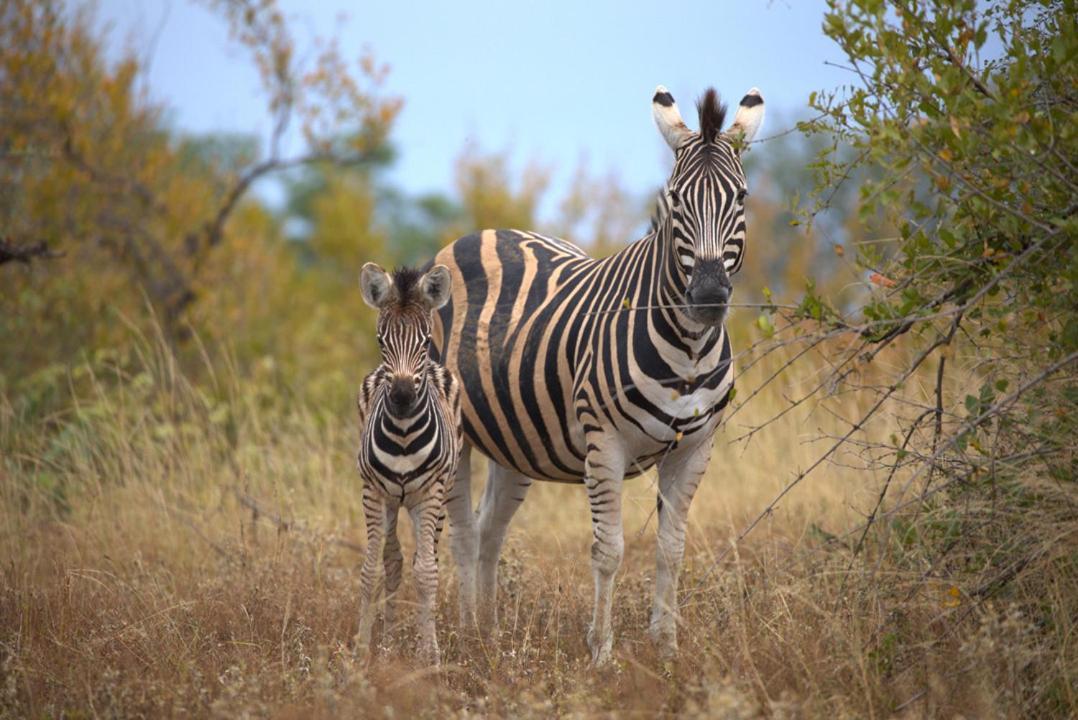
[360,262,394,309]
[419,264,452,311]
[652,85,692,151]
[725,88,765,146]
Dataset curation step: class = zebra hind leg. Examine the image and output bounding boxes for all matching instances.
[445,443,478,628]
[476,460,532,631]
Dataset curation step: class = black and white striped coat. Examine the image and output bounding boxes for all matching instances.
[354,263,462,666]
[430,86,765,665]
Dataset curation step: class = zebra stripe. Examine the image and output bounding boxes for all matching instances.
[354,264,462,666]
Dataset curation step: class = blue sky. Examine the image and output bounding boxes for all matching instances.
[95,0,849,208]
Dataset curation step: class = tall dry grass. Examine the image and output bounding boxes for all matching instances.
[1,327,1074,718]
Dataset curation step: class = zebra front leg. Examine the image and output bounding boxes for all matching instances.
[445,443,478,627]
[356,483,386,658]
[409,487,446,666]
[583,435,626,667]
[650,433,714,657]
[476,461,532,631]
[382,501,403,641]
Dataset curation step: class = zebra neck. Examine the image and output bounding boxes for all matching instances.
[647,223,718,357]
[377,391,433,438]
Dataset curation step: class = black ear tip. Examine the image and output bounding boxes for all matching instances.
[653,90,675,107]
[740,93,764,108]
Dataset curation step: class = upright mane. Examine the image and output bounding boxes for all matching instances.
[696,88,727,144]
[390,266,425,307]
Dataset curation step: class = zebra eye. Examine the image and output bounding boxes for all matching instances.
[668,189,680,205]
[736,188,748,203]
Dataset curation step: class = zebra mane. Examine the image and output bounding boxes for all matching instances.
[696,88,727,144]
[390,266,425,307]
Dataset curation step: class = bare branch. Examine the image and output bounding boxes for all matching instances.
[0,237,62,266]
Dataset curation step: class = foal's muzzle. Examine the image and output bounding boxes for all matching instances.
[387,377,418,416]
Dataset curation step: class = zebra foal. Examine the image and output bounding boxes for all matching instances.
[355,263,462,665]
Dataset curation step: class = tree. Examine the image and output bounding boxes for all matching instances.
[736,1,1075,713]
[0,0,399,367]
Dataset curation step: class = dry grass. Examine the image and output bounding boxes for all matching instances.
[1,336,1074,718]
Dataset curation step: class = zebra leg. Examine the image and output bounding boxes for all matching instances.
[356,483,386,658]
[409,486,446,666]
[584,438,626,667]
[476,461,532,630]
[650,434,714,656]
[445,443,478,627]
[382,501,403,640]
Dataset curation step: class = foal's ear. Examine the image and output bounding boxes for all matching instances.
[419,264,452,311]
[725,88,765,146]
[360,262,394,309]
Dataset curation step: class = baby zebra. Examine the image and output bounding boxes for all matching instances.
[355,263,462,665]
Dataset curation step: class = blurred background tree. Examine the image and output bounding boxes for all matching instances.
[1,0,850,411]
[0,0,399,406]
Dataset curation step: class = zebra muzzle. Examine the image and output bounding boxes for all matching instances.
[388,378,418,415]
[686,260,732,324]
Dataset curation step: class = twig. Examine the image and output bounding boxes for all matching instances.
[233,488,365,554]
[0,237,63,265]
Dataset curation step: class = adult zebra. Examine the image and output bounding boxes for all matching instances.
[431,86,764,665]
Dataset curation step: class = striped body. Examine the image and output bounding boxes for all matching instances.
[356,363,462,501]
[432,228,733,483]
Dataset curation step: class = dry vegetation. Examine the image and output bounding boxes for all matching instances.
[3,2,1076,717]
[3,326,1071,719]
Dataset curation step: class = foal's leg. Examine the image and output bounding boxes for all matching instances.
[410,484,447,665]
[382,502,403,639]
[356,483,386,657]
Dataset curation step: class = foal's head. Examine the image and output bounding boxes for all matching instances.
[360,263,452,416]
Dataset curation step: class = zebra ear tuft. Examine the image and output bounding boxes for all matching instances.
[726,88,765,146]
[420,264,452,311]
[360,262,394,309]
[652,85,692,151]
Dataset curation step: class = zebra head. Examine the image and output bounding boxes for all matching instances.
[652,85,765,325]
[360,263,452,417]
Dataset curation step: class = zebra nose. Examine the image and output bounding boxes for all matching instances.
[689,283,729,307]
[687,261,732,323]
[388,378,417,412]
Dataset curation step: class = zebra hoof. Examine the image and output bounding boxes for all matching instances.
[587,626,614,667]
[352,633,373,663]
[647,622,679,659]
[417,638,441,667]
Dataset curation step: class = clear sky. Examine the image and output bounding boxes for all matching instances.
[94,0,849,207]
